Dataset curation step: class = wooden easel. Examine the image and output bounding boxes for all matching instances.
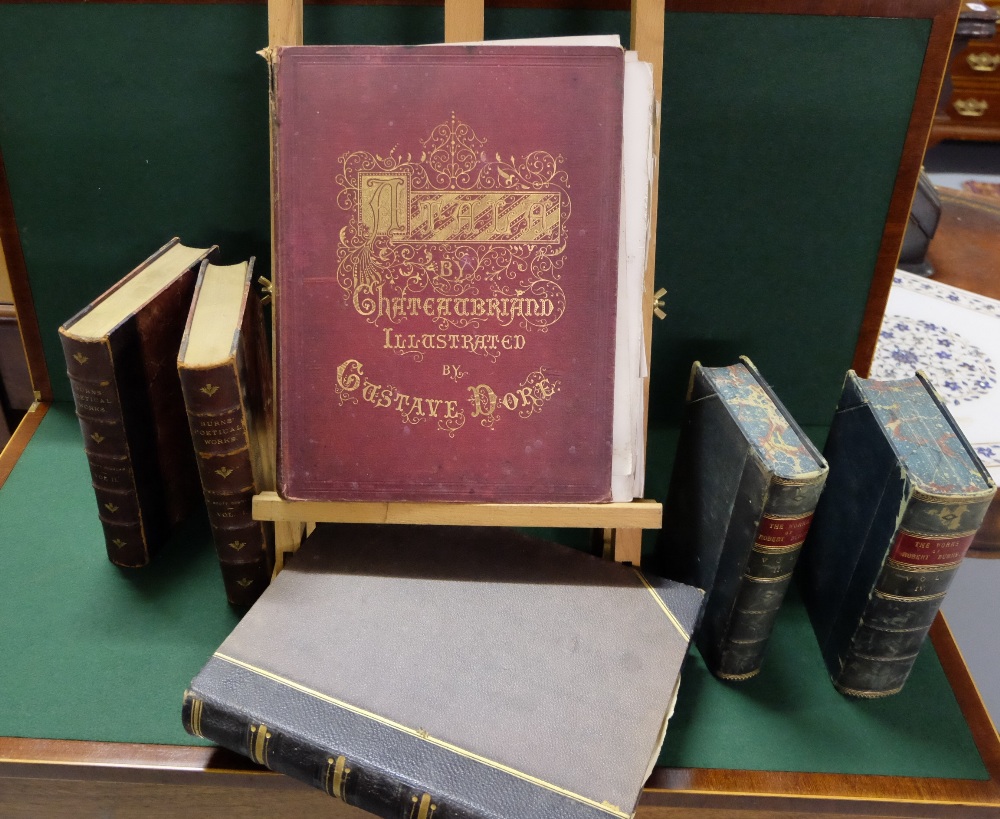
[253,0,667,569]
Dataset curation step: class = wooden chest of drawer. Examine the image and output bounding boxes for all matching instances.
[946,84,1000,125]
[952,38,1000,79]
[932,2,1000,142]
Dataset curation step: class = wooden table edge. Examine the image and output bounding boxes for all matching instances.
[0,399,47,489]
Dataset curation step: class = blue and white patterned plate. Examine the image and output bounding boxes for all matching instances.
[874,270,1000,480]
[872,315,996,405]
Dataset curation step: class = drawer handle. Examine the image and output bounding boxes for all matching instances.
[954,98,989,117]
[967,52,1000,72]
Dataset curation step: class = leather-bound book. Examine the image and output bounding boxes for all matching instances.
[59,239,215,567]
[658,357,828,680]
[183,524,703,819]
[269,44,628,502]
[799,371,996,698]
[177,258,275,607]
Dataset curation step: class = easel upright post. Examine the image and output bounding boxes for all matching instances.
[268,0,305,574]
[609,0,666,565]
[269,0,303,49]
[445,0,484,43]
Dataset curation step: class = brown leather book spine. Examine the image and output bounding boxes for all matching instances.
[61,335,160,567]
[180,354,272,607]
[59,242,210,567]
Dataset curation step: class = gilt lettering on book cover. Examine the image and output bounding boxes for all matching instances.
[272,45,624,502]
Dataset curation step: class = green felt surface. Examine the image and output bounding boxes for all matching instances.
[646,420,987,778]
[0,405,238,747]
[646,416,988,777]
[659,583,988,779]
[0,406,990,780]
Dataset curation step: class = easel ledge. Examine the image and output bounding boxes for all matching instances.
[253,491,663,530]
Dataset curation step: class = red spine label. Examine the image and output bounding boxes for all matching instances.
[889,531,976,567]
[754,513,815,550]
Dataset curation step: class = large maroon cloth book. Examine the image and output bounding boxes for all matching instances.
[271,45,624,502]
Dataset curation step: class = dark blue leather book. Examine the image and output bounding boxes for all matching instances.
[658,357,828,680]
[799,371,996,698]
[182,524,703,819]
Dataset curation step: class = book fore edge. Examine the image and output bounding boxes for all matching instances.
[210,652,633,819]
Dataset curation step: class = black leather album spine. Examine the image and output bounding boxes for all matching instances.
[714,473,825,679]
[183,654,631,819]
